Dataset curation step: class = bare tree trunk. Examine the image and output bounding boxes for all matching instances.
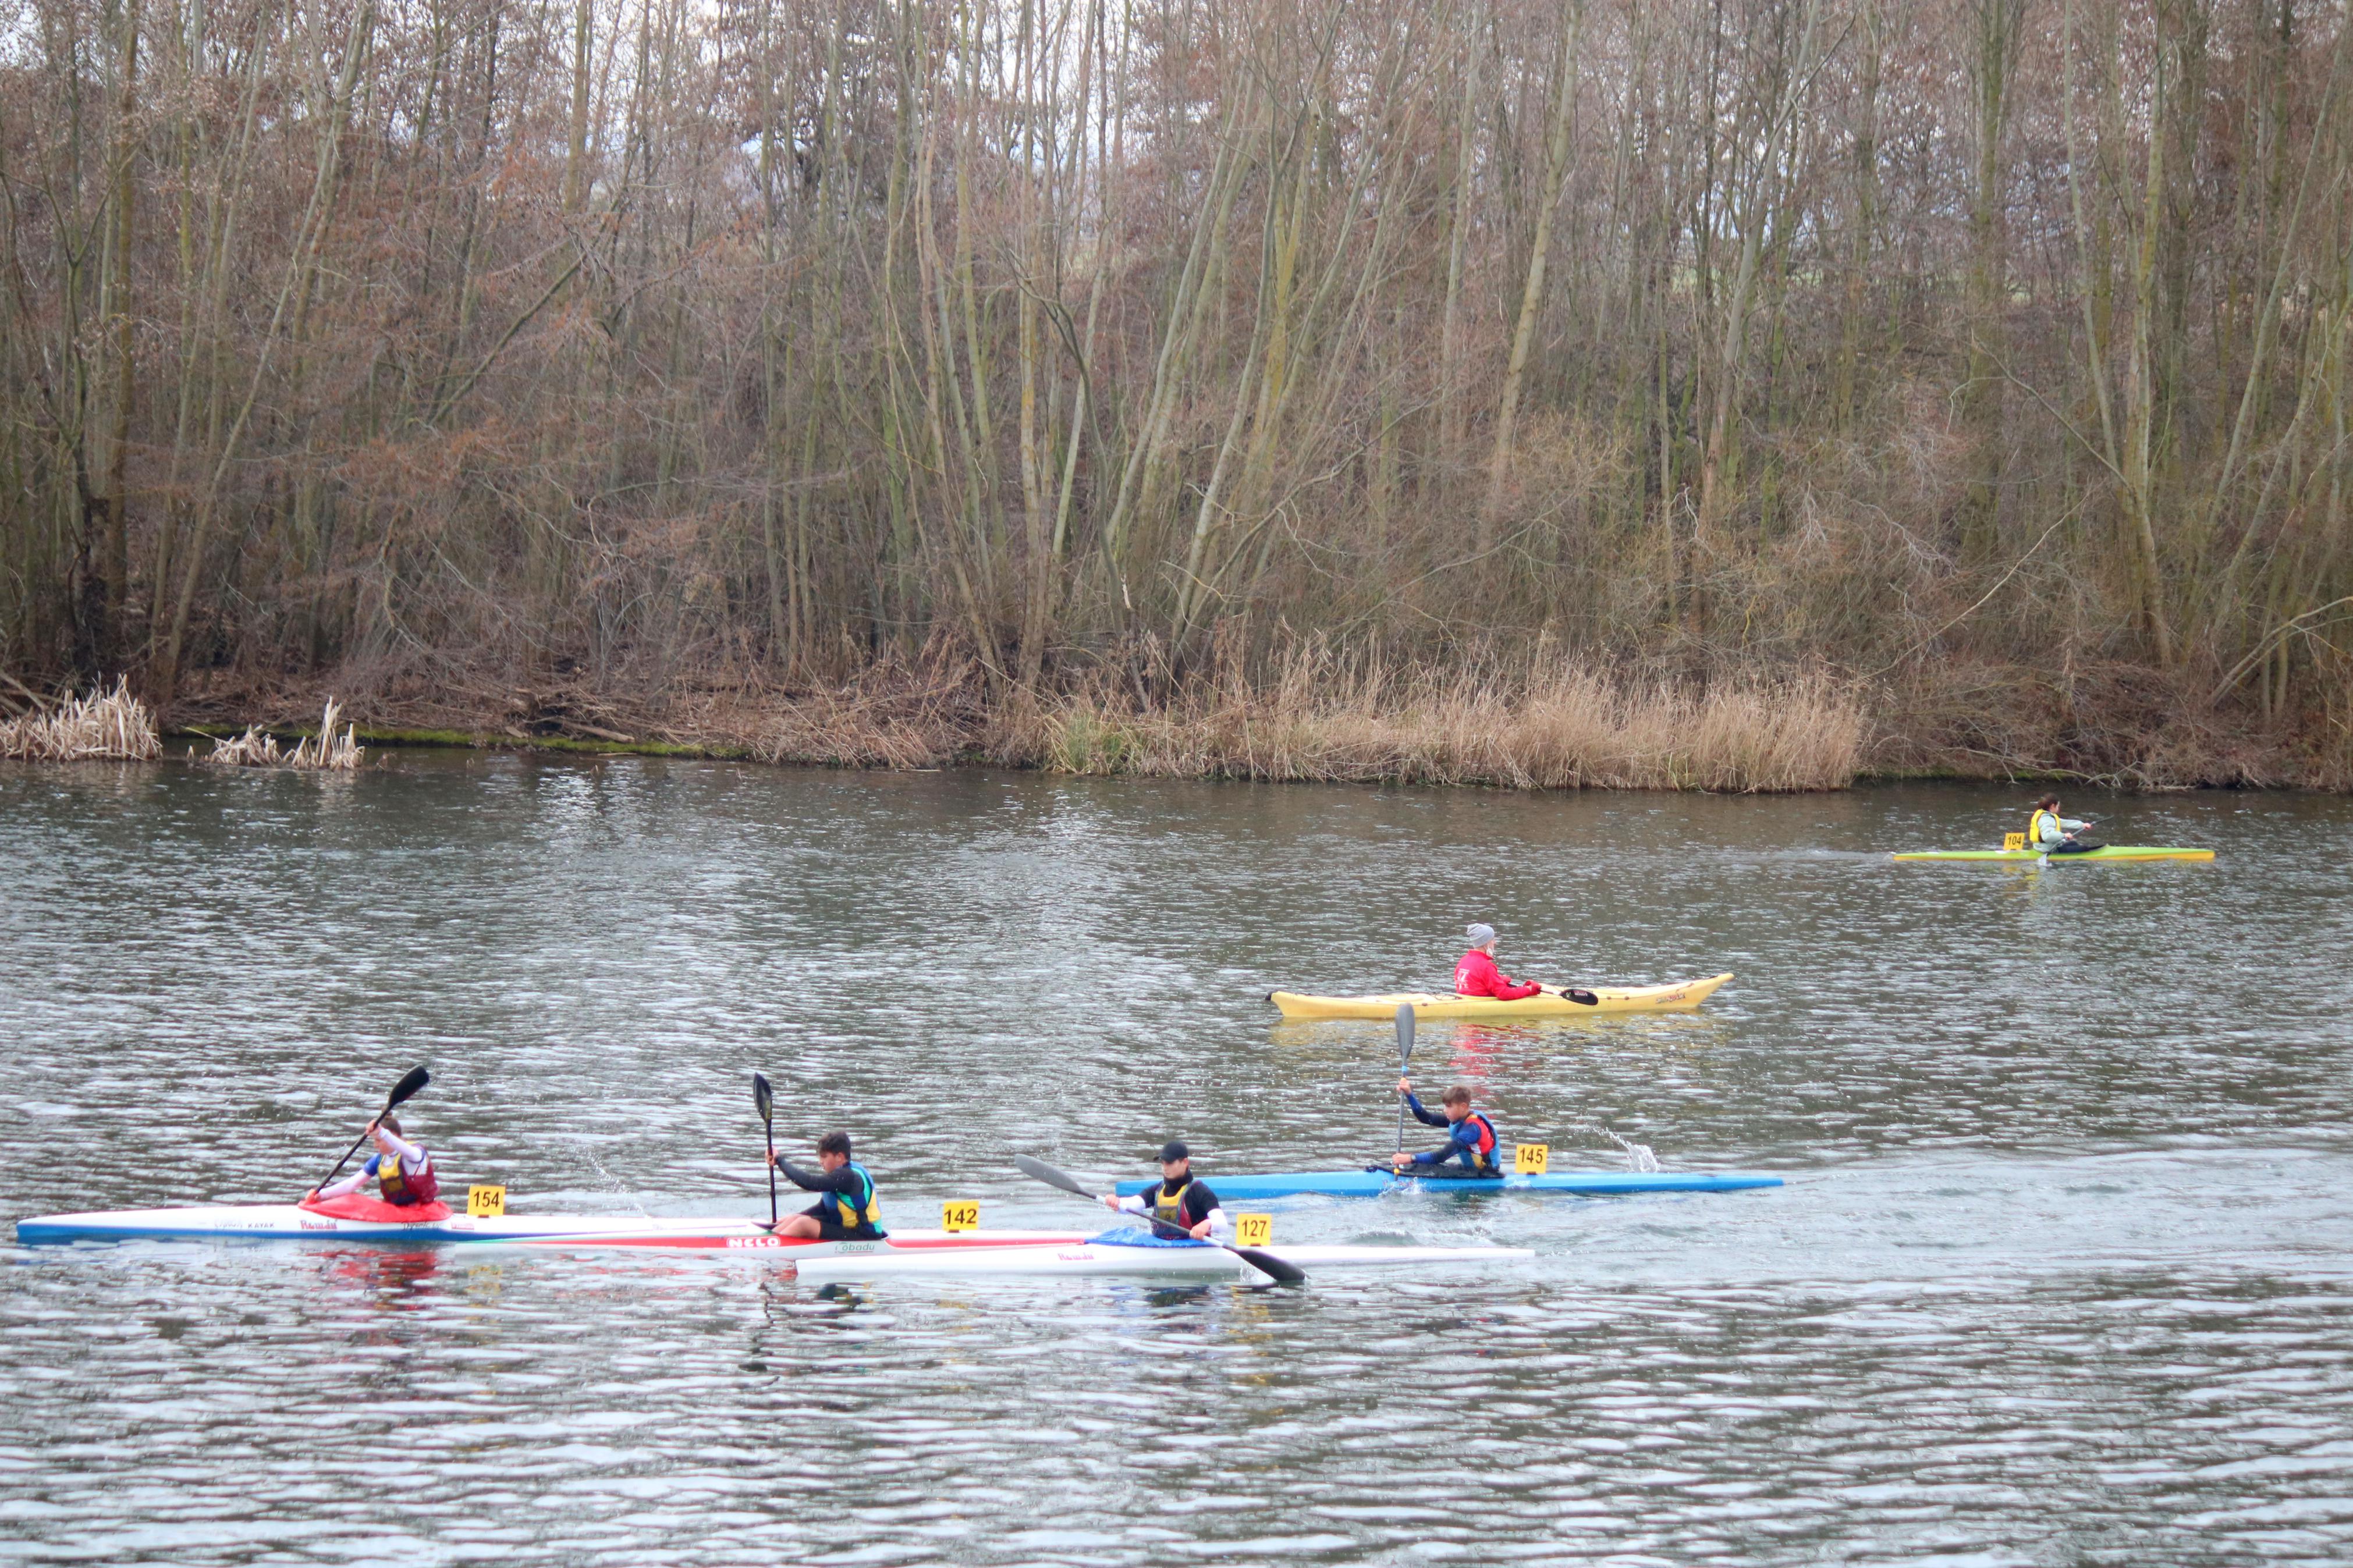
[1481,1,1582,547]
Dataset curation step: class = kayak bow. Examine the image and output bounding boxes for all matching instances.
[1270,973,1733,1021]
[1114,1168,1783,1200]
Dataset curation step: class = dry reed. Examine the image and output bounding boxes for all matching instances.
[1034,650,1862,793]
[0,678,162,761]
[201,699,363,770]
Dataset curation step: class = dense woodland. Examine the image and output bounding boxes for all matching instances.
[1,0,2350,780]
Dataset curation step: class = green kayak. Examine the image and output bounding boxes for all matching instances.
[1890,845,2213,863]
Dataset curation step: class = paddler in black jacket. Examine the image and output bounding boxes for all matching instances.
[765,1129,886,1239]
[1100,1141,1230,1239]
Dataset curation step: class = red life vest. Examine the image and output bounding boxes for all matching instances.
[375,1151,440,1206]
[1464,1112,1499,1170]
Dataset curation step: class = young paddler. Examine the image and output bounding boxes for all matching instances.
[305,1116,440,1207]
[765,1129,885,1239]
[2028,794,2095,855]
[1392,1080,1503,1176]
[1101,1141,1230,1239]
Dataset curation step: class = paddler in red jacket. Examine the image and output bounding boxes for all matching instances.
[1456,924,1543,1001]
[304,1116,440,1207]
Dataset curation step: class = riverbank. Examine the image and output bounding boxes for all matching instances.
[98,645,2329,791]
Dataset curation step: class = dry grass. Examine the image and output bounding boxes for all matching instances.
[1027,648,1864,792]
[0,678,162,761]
[201,699,363,770]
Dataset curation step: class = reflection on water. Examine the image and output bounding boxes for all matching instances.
[3,758,2351,1562]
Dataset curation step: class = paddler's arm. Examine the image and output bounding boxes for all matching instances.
[374,1126,428,1169]
[1396,1083,1449,1129]
[769,1157,840,1194]
[308,1162,371,1202]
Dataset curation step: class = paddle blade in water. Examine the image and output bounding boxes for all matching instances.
[1230,1245,1305,1286]
[753,1072,773,1123]
[1395,1003,1414,1068]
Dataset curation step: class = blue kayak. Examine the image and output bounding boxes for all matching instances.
[1113,1169,1783,1201]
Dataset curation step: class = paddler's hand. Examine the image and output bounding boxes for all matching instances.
[1189,1218,1213,1239]
[1101,1194,1122,1211]
[1390,1153,1412,1171]
[765,1149,778,1168]
[301,1188,320,1203]
[1396,1076,1412,1095]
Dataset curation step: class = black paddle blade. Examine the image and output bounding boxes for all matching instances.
[385,1065,431,1110]
[752,1072,773,1123]
[1395,1002,1415,1067]
[1566,989,1598,1006]
[1231,1245,1306,1286]
[1013,1152,1098,1200]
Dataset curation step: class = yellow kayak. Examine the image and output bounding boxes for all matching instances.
[1268,973,1733,1021]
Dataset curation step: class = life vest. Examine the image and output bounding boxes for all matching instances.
[832,1163,881,1233]
[1464,1112,1499,1173]
[2029,808,2062,846]
[1152,1176,1197,1229]
[374,1151,439,1207]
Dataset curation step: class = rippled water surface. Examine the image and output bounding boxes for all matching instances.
[3,756,2350,1565]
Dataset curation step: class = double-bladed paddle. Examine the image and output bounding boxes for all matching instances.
[752,1072,779,1228]
[1539,984,1600,1005]
[1012,1153,1306,1286]
[315,1065,430,1191]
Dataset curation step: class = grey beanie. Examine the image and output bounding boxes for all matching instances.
[1465,923,1496,946]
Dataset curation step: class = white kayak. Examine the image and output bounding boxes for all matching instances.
[789,1231,1535,1283]
[12,1201,1085,1254]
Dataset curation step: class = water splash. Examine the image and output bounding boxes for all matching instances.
[1601,1126,1660,1173]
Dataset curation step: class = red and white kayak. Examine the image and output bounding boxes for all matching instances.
[12,1197,1085,1254]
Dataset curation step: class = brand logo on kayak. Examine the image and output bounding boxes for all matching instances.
[835,1242,879,1254]
[1056,1250,1096,1260]
[723,1235,787,1249]
[299,1219,335,1231]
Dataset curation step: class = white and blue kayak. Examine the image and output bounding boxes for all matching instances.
[11,1201,1086,1254]
[789,1229,1532,1283]
[1115,1168,1784,1201]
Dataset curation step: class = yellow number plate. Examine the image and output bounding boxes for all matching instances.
[467,1184,506,1218]
[1514,1143,1549,1175]
[1233,1213,1273,1247]
[941,1200,979,1232]
[2003,832,2027,851]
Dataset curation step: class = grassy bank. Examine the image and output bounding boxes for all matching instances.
[19,639,2334,791]
[136,643,2338,790]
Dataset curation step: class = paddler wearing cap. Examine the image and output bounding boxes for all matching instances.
[1100,1142,1230,1239]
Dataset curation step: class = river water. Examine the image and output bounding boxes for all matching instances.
[2,756,2348,1565]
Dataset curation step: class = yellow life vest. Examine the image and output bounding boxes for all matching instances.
[832,1164,881,1232]
[2029,808,2062,846]
[1153,1176,1195,1228]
